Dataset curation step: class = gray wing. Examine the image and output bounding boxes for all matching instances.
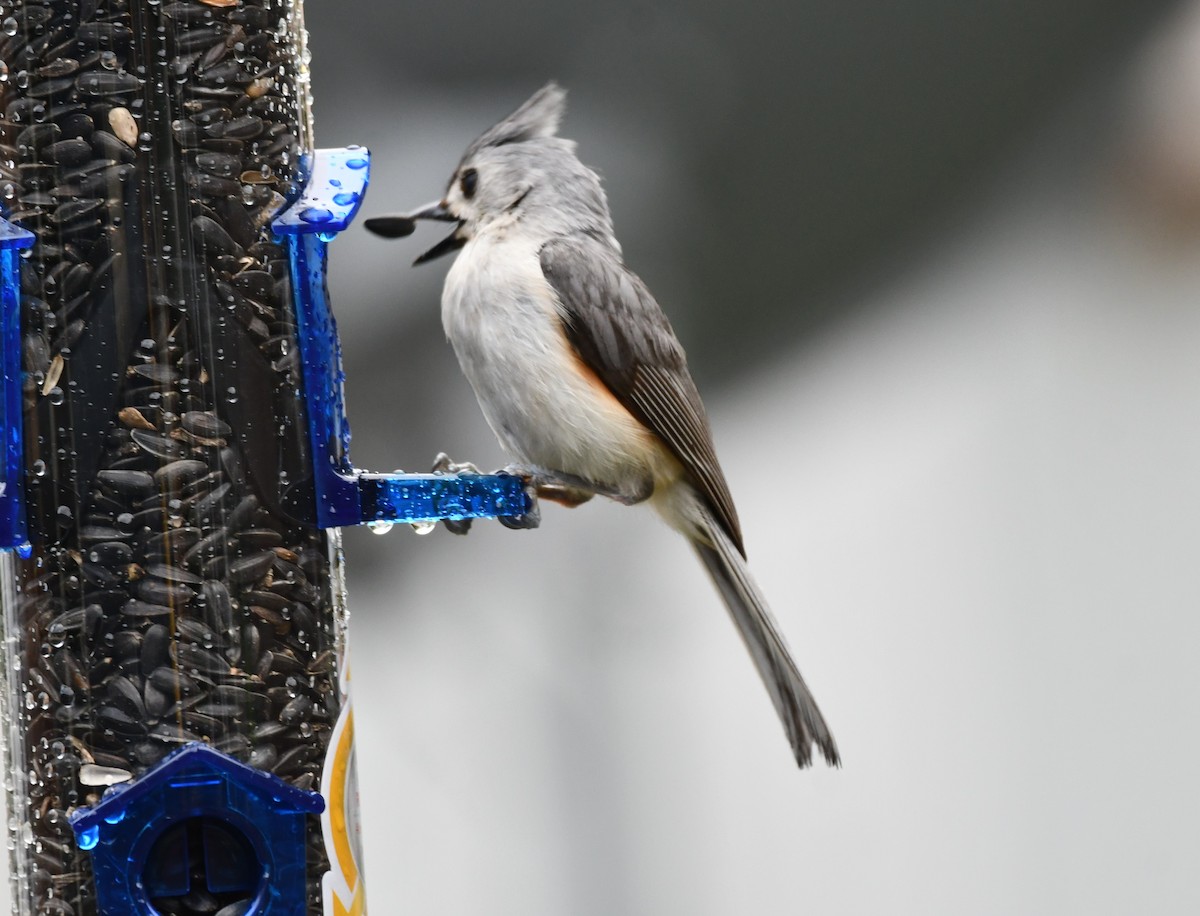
[540,234,744,555]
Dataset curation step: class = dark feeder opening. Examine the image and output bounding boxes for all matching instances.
[144,816,264,915]
[69,743,324,916]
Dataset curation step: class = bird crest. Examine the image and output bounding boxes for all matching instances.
[462,81,566,161]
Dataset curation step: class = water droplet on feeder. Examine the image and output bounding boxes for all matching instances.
[299,206,333,224]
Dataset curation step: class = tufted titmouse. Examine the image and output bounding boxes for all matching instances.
[366,83,839,768]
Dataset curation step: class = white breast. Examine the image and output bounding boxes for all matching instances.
[441,231,667,495]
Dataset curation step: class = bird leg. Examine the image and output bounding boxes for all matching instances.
[499,464,652,507]
[429,457,648,535]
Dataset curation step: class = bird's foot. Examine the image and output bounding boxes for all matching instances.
[497,493,541,530]
[500,464,601,510]
[432,452,481,535]
[494,464,544,529]
[505,464,654,507]
[431,452,482,476]
[442,516,474,536]
[430,454,543,533]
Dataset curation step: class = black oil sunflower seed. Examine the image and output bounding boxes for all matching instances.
[6,3,344,908]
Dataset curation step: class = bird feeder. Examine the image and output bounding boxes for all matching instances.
[0,1,526,913]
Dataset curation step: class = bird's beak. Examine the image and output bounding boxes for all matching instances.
[363,200,466,265]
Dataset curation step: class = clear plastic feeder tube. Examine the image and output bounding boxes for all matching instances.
[0,1,365,913]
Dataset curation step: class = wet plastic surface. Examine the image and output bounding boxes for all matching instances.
[273,147,531,530]
[70,743,322,916]
[0,1,361,913]
[0,219,34,549]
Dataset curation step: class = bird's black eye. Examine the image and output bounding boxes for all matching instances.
[459,168,478,199]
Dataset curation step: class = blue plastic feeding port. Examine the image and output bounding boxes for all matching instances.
[0,217,35,551]
[272,147,531,530]
[69,743,324,916]
[272,146,370,238]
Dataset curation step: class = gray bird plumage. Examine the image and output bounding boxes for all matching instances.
[369,82,839,768]
[540,234,743,553]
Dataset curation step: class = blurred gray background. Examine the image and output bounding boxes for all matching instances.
[303,0,1199,913]
[10,0,1198,913]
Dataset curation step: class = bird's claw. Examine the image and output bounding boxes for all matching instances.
[433,454,481,534]
[498,495,540,530]
[442,516,474,536]
[429,453,473,534]
[497,465,541,529]
[430,455,539,532]
[431,452,481,476]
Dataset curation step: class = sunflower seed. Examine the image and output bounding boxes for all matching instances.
[42,138,92,166]
[107,106,138,147]
[78,763,132,787]
[75,70,141,96]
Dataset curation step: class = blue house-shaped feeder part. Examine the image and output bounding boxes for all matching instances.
[69,743,325,916]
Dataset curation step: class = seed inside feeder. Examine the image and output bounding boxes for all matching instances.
[2,0,344,910]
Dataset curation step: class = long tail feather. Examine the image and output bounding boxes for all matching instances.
[691,514,840,768]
